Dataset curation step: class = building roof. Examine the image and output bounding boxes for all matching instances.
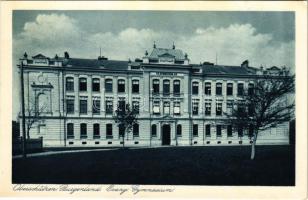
[201,64,256,75]
[64,58,129,70]
[148,48,185,60]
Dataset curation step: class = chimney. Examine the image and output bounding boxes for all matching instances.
[241,60,249,68]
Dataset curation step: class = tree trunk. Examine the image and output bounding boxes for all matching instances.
[26,128,30,139]
[250,132,257,160]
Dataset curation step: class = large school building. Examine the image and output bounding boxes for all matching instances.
[18,44,291,147]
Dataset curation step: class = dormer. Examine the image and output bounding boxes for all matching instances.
[32,54,49,65]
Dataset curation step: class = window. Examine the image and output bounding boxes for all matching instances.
[227,100,234,114]
[119,124,125,137]
[105,100,113,114]
[118,79,125,93]
[163,80,170,95]
[237,83,244,96]
[152,79,159,94]
[249,124,254,137]
[133,101,139,114]
[193,124,198,137]
[216,125,222,137]
[174,102,180,115]
[248,83,254,95]
[192,101,199,115]
[66,99,74,114]
[205,102,211,116]
[106,124,113,139]
[216,102,222,116]
[238,126,243,137]
[216,83,222,95]
[205,124,211,137]
[205,82,211,95]
[132,80,139,93]
[67,123,74,139]
[92,78,100,92]
[80,100,87,114]
[93,123,100,139]
[163,102,170,115]
[173,80,180,94]
[79,78,87,92]
[66,77,74,91]
[105,79,113,92]
[151,124,157,137]
[92,99,100,114]
[227,125,232,137]
[133,123,139,137]
[248,104,254,116]
[192,82,199,95]
[227,83,233,96]
[153,101,160,114]
[237,100,245,113]
[80,123,87,139]
[118,100,126,112]
[176,124,182,136]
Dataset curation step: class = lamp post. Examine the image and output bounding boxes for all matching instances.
[20,60,27,158]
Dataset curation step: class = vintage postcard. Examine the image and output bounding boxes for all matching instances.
[0,1,307,199]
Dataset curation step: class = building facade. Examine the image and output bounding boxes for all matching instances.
[18,44,291,147]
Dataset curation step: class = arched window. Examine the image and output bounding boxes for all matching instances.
[106,123,113,138]
[173,80,180,94]
[92,78,100,92]
[79,78,87,91]
[192,81,199,95]
[66,77,74,91]
[163,80,170,95]
[151,124,157,137]
[133,123,139,137]
[80,123,87,139]
[205,82,211,95]
[67,123,74,139]
[105,79,113,93]
[176,124,182,136]
[227,83,233,96]
[237,83,244,96]
[93,123,100,139]
[118,79,125,93]
[152,79,159,94]
[216,83,222,95]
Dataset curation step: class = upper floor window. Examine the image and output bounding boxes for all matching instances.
[79,78,87,92]
[205,124,211,137]
[106,123,113,138]
[92,99,100,114]
[105,79,113,93]
[133,123,139,137]
[133,101,140,114]
[66,77,74,91]
[248,83,254,95]
[80,100,87,114]
[176,124,182,136]
[192,101,199,115]
[153,101,160,114]
[193,124,198,137]
[80,123,87,139]
[66,99,74,114]
[237,83,244,96]
[216,125,222,137]
[105,100,113,114]
[92,78,100,92]
[192,82,199,95]
[205,82,211,95]
[163,80,170,95]
[227,83,233,96]
[216,102,222,116]
[118,100,126,111]
[227,100,234,114]
[174,102,180,115]
[152,79,159,94]
[118,79,125,93]
[248,104,254,116]
[93,123,100,139]
[205,102,211,116]
[216,83,222,95]
[67,123,74,139]
[163,101,170,115]
[173,80,180,94]
[151,124,157,137]
[132,80,139,93]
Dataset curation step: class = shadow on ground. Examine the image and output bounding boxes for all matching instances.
[12,145,295,186]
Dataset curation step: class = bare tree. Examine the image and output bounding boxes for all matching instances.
[24,96,47,139]
[113,102,138,147]
[227,74,295,160]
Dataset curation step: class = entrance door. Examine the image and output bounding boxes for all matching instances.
[162,124,171,145]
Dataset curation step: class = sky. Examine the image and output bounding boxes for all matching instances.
[12,11,295,119]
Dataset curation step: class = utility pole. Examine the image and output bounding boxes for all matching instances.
[20,61,27,158]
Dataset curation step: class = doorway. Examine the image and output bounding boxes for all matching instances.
[162,124,171,145]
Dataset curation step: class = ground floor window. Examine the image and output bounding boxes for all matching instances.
[193,124,198,137]
[176,124,182,136]
[93,123,100,139]
[67,123,74,139]
[205,124,211,137]
[238,126,243,137]
[80,123,87,139]
[151,124,157,137]
[133,123,139,137]
[119,124,125,137]
[227,125,232,137]
[106,124,113,138]
[216,125,222,137]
